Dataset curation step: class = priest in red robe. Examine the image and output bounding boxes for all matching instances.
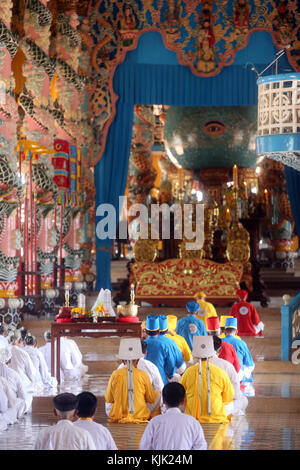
[230,290,264,336]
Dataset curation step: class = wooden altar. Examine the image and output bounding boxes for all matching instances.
[130,258,243,307]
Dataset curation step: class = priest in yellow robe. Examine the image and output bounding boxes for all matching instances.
[180,336,234,424]
[165,315,193,363]
[194,291,218,329]
[105,338,161,424]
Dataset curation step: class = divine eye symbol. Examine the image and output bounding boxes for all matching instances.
[203,121,226,135]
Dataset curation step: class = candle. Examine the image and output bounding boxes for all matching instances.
[264,188,268,206]
[233,165,238,189]
[179,167,183,190]
[243,181,248,198]
[65,289,69,307]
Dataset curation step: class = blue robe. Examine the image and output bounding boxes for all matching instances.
[222,334,254,382]
[158,334,184,369]
[175,314,207,350]
[145,336,177,385]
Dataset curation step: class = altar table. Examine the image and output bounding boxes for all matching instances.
[50,319,142,383]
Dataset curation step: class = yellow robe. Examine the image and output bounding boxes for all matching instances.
[105,366,159,424]
[196,299,218,329]
[166,332,193,362]
[180,361,234,424]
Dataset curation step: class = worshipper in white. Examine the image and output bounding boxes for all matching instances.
[0,345,28,416]
[34,393,96,450]
[139,382,207,451]
[0,325,10,350]
[39,330,82,382]
[0,374,21,426]
[7,329,37,391]
[211,335,248,417]
[74,392,117,450]
[61,336,88,377]
[118,340,164,392]
[23,334,57,390]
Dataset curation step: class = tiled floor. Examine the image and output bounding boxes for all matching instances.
[1,298,300,451]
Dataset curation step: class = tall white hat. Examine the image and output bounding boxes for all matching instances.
[192,336,215,359]
[117,338,143,360]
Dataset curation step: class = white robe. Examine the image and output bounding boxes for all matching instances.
[10,346,36,390]
[210,354,248,416]
[73,419,117,450]
[0,376,22,426]
[0,363,29,415]
[62,338,88,376]
[39,341,81,382]
[23,345,57,389]
[34,419,96,450]
[139,407,207,450]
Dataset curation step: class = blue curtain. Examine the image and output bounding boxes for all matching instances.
[94,101,134,290]
[284,166,300,237]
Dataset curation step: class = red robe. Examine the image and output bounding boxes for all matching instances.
[230,300,262,336]
[219,340,241,376]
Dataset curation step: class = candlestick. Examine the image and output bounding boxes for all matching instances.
[65,289,69,307]
[179,167,183,191]
[233,165,238,189]
[130,283,135,304]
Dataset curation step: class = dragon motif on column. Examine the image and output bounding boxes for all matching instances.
[0,0,22,297]
[19,0,57,149]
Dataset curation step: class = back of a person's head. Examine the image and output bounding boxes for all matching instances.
[44,330,51,343]
[141,340,147,354]
[225,327,236,335]
[53,393,78,419]
[213,335,222,352]
[25,334,37,346]
[19,327,28,341]
[0,325,5,336]
[76,391,97,418]
[162,382,186,408]
[8,329,21,345]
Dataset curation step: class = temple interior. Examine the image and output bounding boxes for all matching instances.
[0,0,300,453]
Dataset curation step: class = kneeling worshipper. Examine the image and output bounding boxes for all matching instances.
[176,301,207,351]
[180,336,234,424]
[145,315,181,385]
[0,325,10,350]
[222,317,255,383]
[0,345,29,415]
[23,334,57,390]
[194,291,218,329]
[211,336,248,417]
[60,335,88,377]
[118,340,164,392]
[7,330,37,392]
[74,392,117,450]
[230,290,264,336]
[158,315,186,375]
[166,315,193,364]
[206,316,243,381]
[39,330,83,382]
[105,338,161,423]
[139,382,207,451]
[34,393,96,450]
